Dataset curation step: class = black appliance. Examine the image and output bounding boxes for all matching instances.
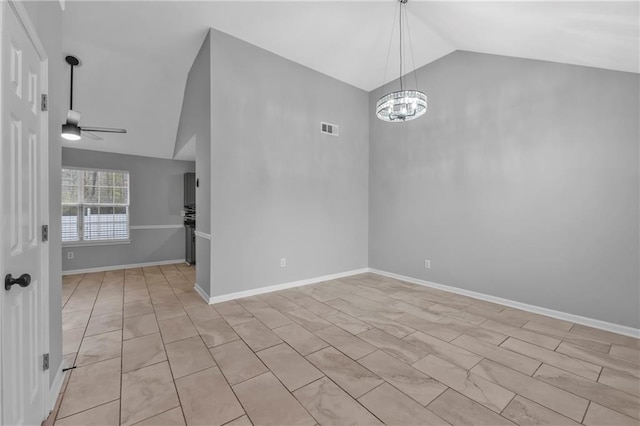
[184,173,196,265]
[184,172,196,207]
[185,224,196,266]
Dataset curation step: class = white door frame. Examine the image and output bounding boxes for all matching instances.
[0,1,50,423]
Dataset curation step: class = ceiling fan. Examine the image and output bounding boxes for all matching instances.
[61,55,127,141]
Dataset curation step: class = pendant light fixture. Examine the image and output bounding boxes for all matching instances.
[376,0,427,122]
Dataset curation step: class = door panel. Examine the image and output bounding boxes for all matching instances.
[1,2,45,425]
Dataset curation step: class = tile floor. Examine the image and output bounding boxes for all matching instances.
[46,264,640,425]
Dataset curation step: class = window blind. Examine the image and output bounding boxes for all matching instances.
[62,168,130,242]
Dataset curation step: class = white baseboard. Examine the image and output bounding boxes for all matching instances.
[203,268,370,304]
[193,283,209,303]
[47,363,64,413]
[369,268,640,339]
[100,260,636,338]
[62,259,186,275]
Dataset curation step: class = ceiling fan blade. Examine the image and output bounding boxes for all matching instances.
[81,126,127,134]
[83,131,103,141]
[66,110,81,126]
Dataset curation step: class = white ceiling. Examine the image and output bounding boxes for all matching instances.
[60,1,639,160]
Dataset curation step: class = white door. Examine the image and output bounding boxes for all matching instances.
[1,2,47,425]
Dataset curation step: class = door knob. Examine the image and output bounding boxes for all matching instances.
[5,273,31,291]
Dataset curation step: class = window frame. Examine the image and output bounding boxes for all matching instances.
[61,166,132,247]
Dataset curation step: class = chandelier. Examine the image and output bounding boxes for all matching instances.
[376,0,427,122]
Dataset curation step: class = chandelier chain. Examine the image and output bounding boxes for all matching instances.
[378,1,400,101]
[399,0,403,91]
[403,3,420,91]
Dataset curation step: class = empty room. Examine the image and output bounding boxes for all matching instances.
[0,0,638,425]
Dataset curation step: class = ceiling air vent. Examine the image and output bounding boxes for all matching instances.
[321,122,339,136]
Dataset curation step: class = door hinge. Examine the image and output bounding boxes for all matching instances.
[42,224,48,242]
[41,94,48,111]
[43,353,49,371]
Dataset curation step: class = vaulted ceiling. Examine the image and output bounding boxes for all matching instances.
[60,1,639,160]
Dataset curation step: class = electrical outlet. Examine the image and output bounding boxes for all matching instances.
[280,258,286,268]
[424,259,430,269]
[67,252,74,260]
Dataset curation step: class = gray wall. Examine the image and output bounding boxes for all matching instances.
[23,0,64,386]
[61,148,194,271]
[369,51,640,328]
[209,28,369,297]
[175,31,211,295]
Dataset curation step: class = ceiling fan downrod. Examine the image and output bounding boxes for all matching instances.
[65,55,80,111]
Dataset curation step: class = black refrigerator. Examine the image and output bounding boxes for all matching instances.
[184,172,196,265]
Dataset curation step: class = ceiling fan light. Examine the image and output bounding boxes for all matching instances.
[61,123,81,141]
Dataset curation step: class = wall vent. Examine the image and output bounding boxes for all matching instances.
[321,122,339,136]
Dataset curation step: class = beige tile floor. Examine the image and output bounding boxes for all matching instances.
[46,264,640,425]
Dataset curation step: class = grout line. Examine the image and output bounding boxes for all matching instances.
[154,264,191,426]
[129,405,178,425]
[498,392,518,419]
[62,272,107,365]
[580,400,591,424]
[220,413,247,426]
[501,337,608,382]
[60,276,82,310]
[595,365,604,383]
[581,400,591,424]
[54,397,120,422]
[352,385,388,423]
[354,380,386,401]
[366,360,451,413]
[474,360,597,422]
[57,269,120,423]
[209,329,253,423]
[239,360,318,423]
[209,348,267,388]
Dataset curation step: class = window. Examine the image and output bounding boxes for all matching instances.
[62,168,130,243]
